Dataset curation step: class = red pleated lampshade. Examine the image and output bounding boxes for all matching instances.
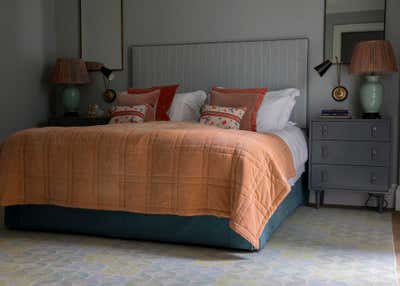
[350,40,398,75]
[51,58,91,85]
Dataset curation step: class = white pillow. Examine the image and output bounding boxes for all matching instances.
[168,90,208,122]
[256,88,300,132]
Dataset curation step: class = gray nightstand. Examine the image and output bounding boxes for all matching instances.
[309,118,391,212]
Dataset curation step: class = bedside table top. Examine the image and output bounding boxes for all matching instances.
[47,117,110,127]
[311,117,390,122]
[312,118,390,123]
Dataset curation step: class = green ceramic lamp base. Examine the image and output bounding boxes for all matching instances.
[360,75,383,117]
[62,86,80,116]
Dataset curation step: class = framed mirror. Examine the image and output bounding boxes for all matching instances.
[80,0,123,70]
[324,0,386,64]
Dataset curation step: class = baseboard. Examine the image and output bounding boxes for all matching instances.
[308,203,394,212]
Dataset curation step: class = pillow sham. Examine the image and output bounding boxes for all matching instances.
[128,84,179,121]
[109,105,148,124]
[168,90,208,122]
[117,90,160,122]
[256,88,300,132]
[200,105,247,130]
[209,90,265,131]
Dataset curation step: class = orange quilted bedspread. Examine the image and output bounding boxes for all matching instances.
[0,122,295,249]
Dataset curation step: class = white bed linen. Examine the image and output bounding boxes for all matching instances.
[269,125,308,186]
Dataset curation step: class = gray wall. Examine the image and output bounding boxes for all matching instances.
[0,0,56,225]
[53,0,400,206]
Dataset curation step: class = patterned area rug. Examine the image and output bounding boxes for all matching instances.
[0,207,396,286]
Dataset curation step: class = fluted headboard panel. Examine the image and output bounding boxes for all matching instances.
[130,38,309,127]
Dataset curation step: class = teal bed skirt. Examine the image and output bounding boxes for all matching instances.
[5,176,307,251]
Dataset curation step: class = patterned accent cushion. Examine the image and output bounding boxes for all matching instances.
[117,90,160,122]
[109,105,148,124]
[210,89,266,132]
[200,105,247,130]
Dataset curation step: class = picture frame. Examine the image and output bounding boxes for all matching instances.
[323,0,386,64]
[80,0,124,71]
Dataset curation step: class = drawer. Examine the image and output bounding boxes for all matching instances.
[312,121,390,141]
[311,165,389,192]
[311,141,390,166]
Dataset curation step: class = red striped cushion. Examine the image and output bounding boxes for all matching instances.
[109,105,148,124]
[200,105,247,130]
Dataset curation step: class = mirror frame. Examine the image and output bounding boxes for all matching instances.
[79,0,124,71]
[323,0,387,64]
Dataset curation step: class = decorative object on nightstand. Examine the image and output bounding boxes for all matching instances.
[87,104,105,118]
[320,109,351,119]
[350,40,398,119]
[51,58,91,117]
[314,57,348,102]
[309,118,391,213]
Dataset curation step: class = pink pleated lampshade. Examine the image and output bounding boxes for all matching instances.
[51,58,91,85]
[350,40,398,74]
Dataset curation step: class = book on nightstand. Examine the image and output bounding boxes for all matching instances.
[320,109,352,119]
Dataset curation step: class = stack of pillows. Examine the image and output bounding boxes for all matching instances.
[110,84,300,132]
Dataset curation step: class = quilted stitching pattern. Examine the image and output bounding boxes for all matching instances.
[0,122,295,249]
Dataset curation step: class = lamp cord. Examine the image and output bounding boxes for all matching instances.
[364,194,388,210]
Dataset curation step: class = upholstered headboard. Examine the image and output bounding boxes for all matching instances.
[129,38,309,127]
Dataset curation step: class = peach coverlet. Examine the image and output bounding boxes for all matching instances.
[0,122,295,249]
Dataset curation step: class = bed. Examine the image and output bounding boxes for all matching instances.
[1,38,309,250]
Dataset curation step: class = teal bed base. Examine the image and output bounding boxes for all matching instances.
[5,176,307,251]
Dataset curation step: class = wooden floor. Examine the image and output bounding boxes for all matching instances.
[392,212,400,284]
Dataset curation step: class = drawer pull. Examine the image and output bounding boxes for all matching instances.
[370,173,377,185]
[321,146,328,159]
[321,126,328,137]
[371,126,377,138]
[321,170,327,183]
[371,148,377,161]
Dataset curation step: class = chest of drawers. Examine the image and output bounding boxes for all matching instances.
[309,119,391,212]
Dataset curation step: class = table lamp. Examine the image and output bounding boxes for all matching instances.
[350,40,398,119]
[51,58,91,116]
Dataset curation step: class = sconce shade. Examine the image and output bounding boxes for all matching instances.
[51,58,90,85]
[85,61,104,71]
[101,66,115,81]
[350,40,398,74]
[314,59,333,77]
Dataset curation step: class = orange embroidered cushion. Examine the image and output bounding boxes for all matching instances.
[117,90,160,122]
[128,85,179,121]
[209,90,266,131]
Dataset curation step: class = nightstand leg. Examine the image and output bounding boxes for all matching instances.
[315,190,321,209]
[377,195,384,213]
[320,191,325,207]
